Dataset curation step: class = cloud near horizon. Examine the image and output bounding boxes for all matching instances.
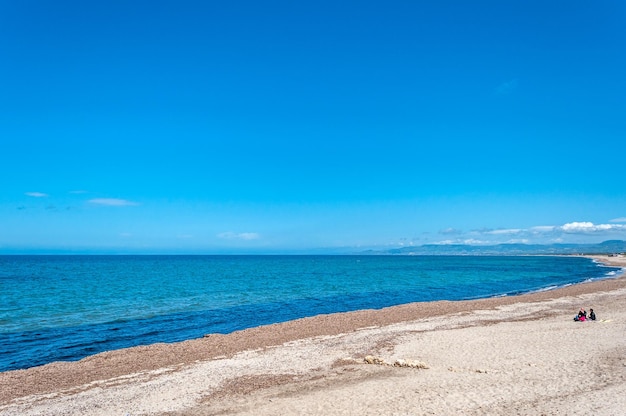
[25,192,49,197]
[559,221,625,234]
[481,222,625,237]
[530,226,556,233]
[439,227,462,235]
[217,232,260,241]
[485,228,523,235]
[436,221,626,245]
[88,198,139,207]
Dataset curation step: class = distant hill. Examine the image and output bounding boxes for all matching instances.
[362,240,626,256]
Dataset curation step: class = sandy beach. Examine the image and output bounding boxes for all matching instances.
[1,255,625,415]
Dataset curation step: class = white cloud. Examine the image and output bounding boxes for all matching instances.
[486,228,522,235]
[495,78,518,95]
[432,240,455,245]
[439,228,462,235]
[610,217,626,223]
[217,232,260,241]
[559,221,625,233]
[506,239,530,244]
[463,238,489,245]
[25,192,48,197]
[397,241,416,247]
[530,226,556,233]
[88,198,139,206]
[433,238,489,245]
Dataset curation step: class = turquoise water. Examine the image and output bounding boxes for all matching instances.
[0,255,621,372]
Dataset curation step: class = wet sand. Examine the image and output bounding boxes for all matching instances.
[1,255,625,415]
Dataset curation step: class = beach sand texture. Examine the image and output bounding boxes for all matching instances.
[1,255,625,415]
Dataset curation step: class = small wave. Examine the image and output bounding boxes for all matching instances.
[485,293,509,299]
[529,285,559,294]
[595,267,625,279]
[524,282,576,295]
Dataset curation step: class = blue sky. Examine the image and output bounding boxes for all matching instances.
[1,1,625,253]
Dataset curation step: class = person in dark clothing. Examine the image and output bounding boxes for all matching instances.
[588,308,596,321]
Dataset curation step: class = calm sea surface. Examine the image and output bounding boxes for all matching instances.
[0,255,621,372]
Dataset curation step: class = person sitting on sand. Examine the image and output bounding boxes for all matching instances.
[589,308,596,321]
[574,308,587,321]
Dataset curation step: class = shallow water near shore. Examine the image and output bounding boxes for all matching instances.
[0,255,620,372]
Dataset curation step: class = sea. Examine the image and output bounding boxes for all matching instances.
[0,255,622,372]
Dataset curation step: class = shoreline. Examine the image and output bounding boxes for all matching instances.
[1,255,625,414]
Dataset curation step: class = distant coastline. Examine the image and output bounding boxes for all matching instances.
[363,239,626,256]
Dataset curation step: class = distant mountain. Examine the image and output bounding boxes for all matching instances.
[362,240,626,256]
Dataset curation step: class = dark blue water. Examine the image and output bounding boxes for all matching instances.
[0,255,621,372]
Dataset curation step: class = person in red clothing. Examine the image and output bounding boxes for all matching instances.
[574,308,587,321]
